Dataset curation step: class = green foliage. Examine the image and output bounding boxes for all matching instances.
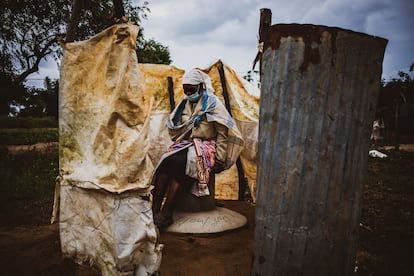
[0,116,57,128]
[0,77,27,116]
[379,71,414,111]
[1,0,171,116]
[69,0,150,42]
[137,38,172,64]
[1,0,71,115]
[13,78,59,118]
[376,70,414,141]
[0,151,58,201]
[0,0,71,81]
[0,128,58,145]
[0,0,149,81]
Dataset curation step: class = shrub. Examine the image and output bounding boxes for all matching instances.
[0,128,58,145]
[0,116,58,128]
[0,150,58,202]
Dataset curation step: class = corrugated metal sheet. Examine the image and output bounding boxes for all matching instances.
[253,20,387,275]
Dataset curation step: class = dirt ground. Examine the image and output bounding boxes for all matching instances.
[0,198,254,276]
[0,144,413,275]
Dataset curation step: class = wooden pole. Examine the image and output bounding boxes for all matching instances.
[252,9,272,71]
[258,8,272,38]
[252,10,387,276]
[167,76,175,111]
[65,0,83,42]
[113,0,125,19]
[66,0,126,43]
[217,61,248,200]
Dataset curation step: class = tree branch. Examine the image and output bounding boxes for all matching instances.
[16,37,58,83]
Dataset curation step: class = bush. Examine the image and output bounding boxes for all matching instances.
[0,116,58,128]
[0,128,58,145]
[0,150,58,202]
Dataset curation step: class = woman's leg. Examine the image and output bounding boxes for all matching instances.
[153,178,184,228]
[152,173,169,215]
[160,178,182,219]
[152,148,189,228]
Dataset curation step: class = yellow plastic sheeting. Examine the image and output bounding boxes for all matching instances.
[58,23,162,276]
[58,21,259,275]
[60,23,154,193]
[60,46,259,200]
[137,62,260,201]
[137,63,184,113]
[202,62,259,201]
[59,183,162,275]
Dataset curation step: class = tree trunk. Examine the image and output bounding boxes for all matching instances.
[252,10,387,276]
[65,0,83,43]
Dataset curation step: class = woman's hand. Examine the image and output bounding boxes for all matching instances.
[212,159,225,173]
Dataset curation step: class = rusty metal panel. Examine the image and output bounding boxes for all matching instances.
[253,17,387,275]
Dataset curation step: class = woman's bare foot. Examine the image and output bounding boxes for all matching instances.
[153,212,173,229]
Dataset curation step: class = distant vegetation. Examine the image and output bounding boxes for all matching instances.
[1,0,171,117]
[0,116,57,128]
[0,116,58,145]
[0,128,58,145]
[0,150,58,202]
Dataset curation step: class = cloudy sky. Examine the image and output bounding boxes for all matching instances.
[139,0,413,79]
[30,0,413,87]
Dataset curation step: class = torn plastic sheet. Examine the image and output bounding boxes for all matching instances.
[59,181,163,275]
[56,21,259,275]
[57,22,162,275]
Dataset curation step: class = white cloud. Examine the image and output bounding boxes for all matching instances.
[139,0,413,79]
[26,59,60,88]
[32,0,413,86]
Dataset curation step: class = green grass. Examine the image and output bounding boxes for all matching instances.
[366,149,414,194]
[0,116,57,128]
[358,149,414,275]
[0,151,58,202]
[0,128,58,145]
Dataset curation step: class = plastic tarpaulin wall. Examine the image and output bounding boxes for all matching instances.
[57,23,162,275]
[140,61,260,201]
[56,22,259,275]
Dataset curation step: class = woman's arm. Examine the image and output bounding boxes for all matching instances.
[214,122,228,164]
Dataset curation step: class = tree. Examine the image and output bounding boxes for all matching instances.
[10,77,58,118]
[0,77,27,116]
[1,1,69,85]
[377,70,414,147]
[0,0,66,115]
[137,38,172,64]
[0,0,171,116]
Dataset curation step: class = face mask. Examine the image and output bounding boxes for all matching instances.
[187,89,203,102]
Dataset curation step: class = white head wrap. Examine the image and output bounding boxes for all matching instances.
[182,68,214,95]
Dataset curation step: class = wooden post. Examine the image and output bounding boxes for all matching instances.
[167,76,175,111]
[113,0,125,19]
[252,9,272,71]
[217,61,248,200]
[65,0,83,42]
[252,10,387,276]
[65,0,126,43]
